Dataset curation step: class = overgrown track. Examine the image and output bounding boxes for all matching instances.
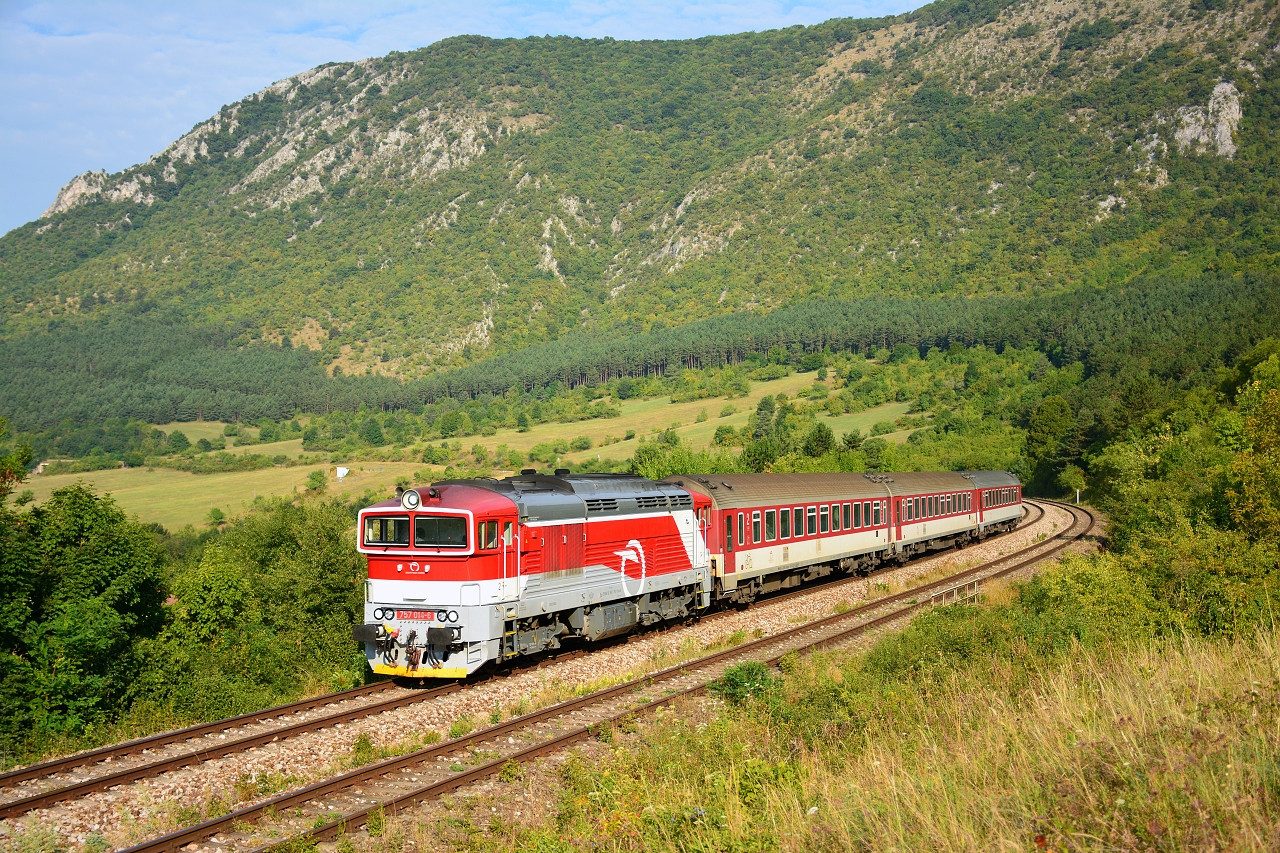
[0,683,466,820]
[118,501,1089,853]
[0,682,391,795]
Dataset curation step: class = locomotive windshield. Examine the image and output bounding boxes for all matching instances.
[414,515,468,548]
[364,515,409,546]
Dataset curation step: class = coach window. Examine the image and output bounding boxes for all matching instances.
[873,501,882,526]
[807,507,818,535]
[843,503,851,529]
[765,509,777,541]
[829,504,840,531]
[819,505,830,533]
[738,512,746,546]
[780,506,791,538]
[793,507,804,537]
[725,524,733,553]
[752,511,762,544]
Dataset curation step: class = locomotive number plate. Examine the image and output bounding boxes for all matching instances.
[396,609,437,622]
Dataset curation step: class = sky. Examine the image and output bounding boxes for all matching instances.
[0,1,920,236]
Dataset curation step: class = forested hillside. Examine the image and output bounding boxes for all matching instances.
[1,0,1277,429]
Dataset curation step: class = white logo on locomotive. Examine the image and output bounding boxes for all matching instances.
[614,539,646,596]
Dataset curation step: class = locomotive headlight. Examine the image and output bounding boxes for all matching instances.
[373,607,385,620]
[400,489,421,510]
[448,610,459,623]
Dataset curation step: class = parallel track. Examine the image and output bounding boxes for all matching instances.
[115,500,1090,853]
[0,501,1049,823]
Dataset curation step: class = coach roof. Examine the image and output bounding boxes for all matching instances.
[662,471,1016,510]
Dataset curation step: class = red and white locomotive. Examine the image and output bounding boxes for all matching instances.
[353,469,1022,678]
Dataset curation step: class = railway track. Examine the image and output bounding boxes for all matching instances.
[0,501,1047,825]
[110,500,1091,853]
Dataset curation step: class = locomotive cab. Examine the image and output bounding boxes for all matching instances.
[355,484,520,678]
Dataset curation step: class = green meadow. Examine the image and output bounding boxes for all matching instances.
[24,373,916,530]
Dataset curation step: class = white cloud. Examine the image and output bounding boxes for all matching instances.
[0,0,915,234]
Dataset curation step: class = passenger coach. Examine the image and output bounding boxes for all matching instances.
[665,471,1021,605]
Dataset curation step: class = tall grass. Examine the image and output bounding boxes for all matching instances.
[476,627,1278,852]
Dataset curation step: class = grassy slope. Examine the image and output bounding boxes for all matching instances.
[478,624,1279,852]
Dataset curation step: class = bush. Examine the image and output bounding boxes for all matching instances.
[709,661,777,705]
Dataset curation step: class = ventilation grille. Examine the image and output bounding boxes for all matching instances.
[585,498,619,513]
[636,495,668,509]
[669,494,693,509]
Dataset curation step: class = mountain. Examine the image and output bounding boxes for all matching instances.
[1,0,1277,428]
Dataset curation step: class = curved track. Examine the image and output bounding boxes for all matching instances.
[111,500,1092,853]
[0,501,1056,824]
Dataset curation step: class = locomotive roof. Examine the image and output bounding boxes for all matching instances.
[435,473,692,523]
[662,471,1018,510]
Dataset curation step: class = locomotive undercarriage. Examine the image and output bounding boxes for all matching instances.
[500,584,704,659]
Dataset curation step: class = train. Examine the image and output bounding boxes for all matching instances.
[352,469,1022,678]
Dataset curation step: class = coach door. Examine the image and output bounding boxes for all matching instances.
[721,511,736,576]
